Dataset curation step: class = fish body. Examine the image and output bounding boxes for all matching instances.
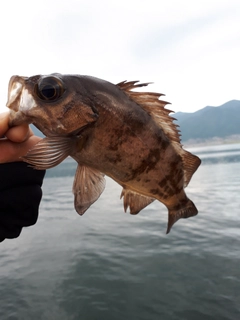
[7,73,201,233]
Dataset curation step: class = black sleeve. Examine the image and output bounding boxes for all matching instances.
[0,162,45,242]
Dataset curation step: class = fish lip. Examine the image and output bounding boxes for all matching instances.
[6,76,38,125]
[6,76,27,110]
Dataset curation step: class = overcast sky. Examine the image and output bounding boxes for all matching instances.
[0,0,239,113]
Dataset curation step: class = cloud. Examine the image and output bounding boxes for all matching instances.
[1,0,240,113]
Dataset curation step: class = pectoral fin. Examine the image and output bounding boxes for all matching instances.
[120,188,155,214]
[73,165,106,215]
[22,136,76,170]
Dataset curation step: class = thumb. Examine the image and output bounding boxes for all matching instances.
[0,135,42,163]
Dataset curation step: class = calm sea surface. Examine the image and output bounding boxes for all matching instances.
[1,143,240,320]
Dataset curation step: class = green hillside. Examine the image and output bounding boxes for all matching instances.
[173,100,240,142]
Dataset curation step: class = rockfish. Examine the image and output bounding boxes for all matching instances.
[7,73,201,233]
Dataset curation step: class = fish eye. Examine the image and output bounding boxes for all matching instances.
[36,76,65,101]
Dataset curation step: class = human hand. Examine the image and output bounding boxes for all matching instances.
[0,111,45,242]
[0,111,41,163]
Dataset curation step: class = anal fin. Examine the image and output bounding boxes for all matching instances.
[73,165,106,215]
[167,198,198,234]
[120,188,155,215]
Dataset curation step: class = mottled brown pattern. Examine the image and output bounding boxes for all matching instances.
[130,148,160,178]
[7,73,201,233]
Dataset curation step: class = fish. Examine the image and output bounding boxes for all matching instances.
[6,73,201,233]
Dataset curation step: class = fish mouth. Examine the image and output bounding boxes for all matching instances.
[7,76,39,128]
[6,76,27,111]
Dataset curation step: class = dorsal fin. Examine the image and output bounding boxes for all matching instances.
[117,80,201,187]
[117,80,181,144]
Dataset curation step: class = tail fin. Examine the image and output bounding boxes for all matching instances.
[166,199,198,234]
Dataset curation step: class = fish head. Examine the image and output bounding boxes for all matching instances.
[7,73,99,136]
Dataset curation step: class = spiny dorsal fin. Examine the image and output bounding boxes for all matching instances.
[120,188,155,215]
[117,80,181,144]
[117,80,150,91]
[73,165,106,215]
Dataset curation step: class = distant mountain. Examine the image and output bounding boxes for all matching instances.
[173,100,240,142]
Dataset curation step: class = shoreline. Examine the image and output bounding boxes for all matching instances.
[182,135,240,148]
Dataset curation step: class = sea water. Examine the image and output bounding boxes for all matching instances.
[0,144,240,320]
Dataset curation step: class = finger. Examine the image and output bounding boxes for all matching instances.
[0,110,32,142]
[0,135,42,163]
[0,111,10,137]
[5,124,31,142]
